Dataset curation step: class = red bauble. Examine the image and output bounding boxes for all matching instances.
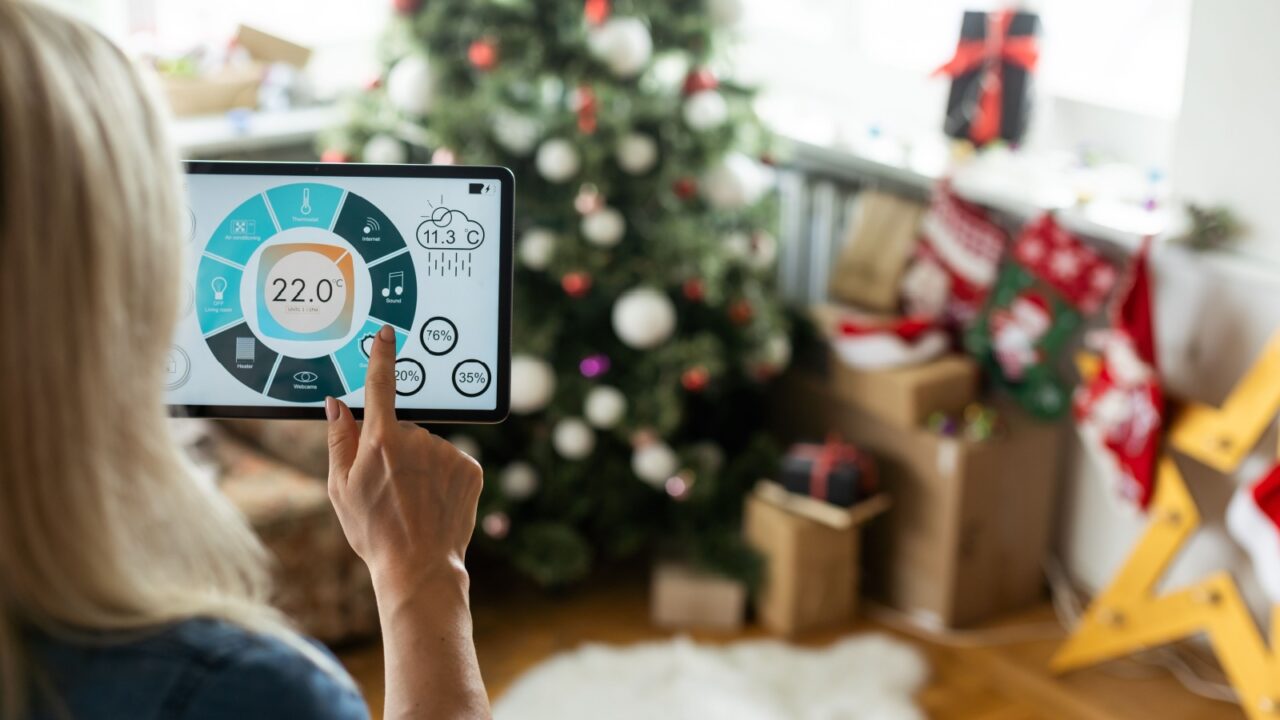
[320,148,350,163]
[681,366,710,392]
[672,177,698,200]
[682,68,719,97]
[363,75,383,91]
[729,299,754,325]
[682,278,705,302]
[562,271,593,298]
[393,0,421,15]
[584,0,610,25]
[468,39,498,71]
[574,85,598,134]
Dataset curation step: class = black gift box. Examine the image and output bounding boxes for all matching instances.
[940,10,1040,146]
[780,439,877,508]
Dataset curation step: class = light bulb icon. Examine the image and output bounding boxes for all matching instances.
[211,276,227,302]
[300,188,312,216]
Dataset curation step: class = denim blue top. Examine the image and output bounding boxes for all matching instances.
[25,618,370,719]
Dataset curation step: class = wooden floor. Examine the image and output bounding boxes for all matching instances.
[339,573,1245,719]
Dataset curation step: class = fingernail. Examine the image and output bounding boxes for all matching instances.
[325,396,338,421]
[378,325,394,342]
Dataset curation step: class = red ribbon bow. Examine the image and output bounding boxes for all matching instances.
[792,435,872,503]
[933,10,1039,146]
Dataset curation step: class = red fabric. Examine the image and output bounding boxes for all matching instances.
[1252,463,1280,529]
[836,315,937,342]
[903,181,1007,324]
[1014,214,1117,313]
[934,10,1040,145]
[1072,238,1162,510]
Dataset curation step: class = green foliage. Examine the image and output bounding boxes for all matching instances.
[329,0,789,586]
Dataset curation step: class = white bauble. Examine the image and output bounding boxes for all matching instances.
[386,54,435,116]
[683,90,729,130]
[722,231,751,260]
[535,138,581,183]
[589,17,653,78]
[762,333,792,370]
[584,386,627,429]
[362,134,407,164]
[500,462,539,500]
[702,152,772,210]
[708,0,744,27]
[552,418,596,460]
[447,434,481,462]
[510,354,556,413]
[612,288,677,350]
[492,111,540,156]
[616,133,658,175]
[581,207,626,247]
[518,228,556,270]
[632,442,678,486]
[749,231,778,269]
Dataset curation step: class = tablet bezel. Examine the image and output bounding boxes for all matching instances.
[174,160,513,423]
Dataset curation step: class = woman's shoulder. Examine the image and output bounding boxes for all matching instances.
[31,618,370,720]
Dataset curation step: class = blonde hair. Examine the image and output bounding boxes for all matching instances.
[0,3,337,716]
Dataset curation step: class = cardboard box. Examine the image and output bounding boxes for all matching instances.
[808,303,979,429]
[650,562,747,632]
[744,481,890,636]
[162,25,312,117]
[772,370,1063,628]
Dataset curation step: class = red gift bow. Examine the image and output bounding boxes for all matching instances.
[933,9,1039,145]
[790,435,874,503]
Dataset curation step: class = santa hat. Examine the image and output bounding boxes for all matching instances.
[1227,462,1280,603]
[833,315,949,370]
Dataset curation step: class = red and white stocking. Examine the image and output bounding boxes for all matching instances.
[1227,463,1280,603]
[901,181,1006,325]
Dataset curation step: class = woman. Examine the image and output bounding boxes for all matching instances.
[0,3,489,718]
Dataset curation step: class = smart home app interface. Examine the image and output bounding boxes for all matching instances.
[168,173,503,412]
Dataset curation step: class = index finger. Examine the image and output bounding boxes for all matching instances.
[363,324,399,431]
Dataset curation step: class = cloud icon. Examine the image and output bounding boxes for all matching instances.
[416,208,485,250]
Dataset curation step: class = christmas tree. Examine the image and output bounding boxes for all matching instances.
[324,0,791,586]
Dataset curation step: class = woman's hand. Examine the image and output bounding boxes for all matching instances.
[324,325,491,719]
[324,324,483,591]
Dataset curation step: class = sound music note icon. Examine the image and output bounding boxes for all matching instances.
[381,271,405,298]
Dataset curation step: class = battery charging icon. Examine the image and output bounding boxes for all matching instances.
[469,183,484,194]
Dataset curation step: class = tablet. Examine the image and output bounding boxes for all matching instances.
[168,161,513,423]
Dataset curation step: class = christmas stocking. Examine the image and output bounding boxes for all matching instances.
[1227,463,1280,603]
[966,213,1117,419]
[1073,239,1163,509]
[900,181,1007,326]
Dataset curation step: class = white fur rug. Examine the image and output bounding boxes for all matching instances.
[493,634,928,720]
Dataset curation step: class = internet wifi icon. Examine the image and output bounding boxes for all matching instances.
[362,217,380,235]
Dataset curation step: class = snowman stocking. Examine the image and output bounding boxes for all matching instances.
[966,214,1117,419]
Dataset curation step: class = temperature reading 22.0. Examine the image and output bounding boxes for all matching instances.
[270,277,343,303]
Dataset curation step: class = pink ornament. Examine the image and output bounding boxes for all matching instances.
[482,511,510,539]
[579,353,611,378]
[432,147,457,165]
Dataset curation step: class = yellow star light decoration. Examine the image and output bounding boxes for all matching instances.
[1053,333,1280,719]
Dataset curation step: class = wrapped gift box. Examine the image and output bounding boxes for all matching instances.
[650,562,748,632]
[779,438,876,508]
[744,481,890,636]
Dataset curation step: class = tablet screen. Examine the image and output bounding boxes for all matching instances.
[168,162,512,422]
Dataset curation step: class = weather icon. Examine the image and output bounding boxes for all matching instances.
[416,207,484,250]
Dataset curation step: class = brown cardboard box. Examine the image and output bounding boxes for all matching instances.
[808,303,979,429]
[828,190,926,312]
[744,482,889,636]
[650,562,747,632]
[162,25,312,117]
[772,370,1063,628]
